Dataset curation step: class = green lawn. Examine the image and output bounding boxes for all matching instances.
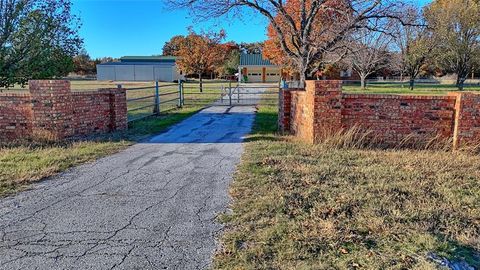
[214,94,480,269]
[0,106,203,196]
[343,82,480,95]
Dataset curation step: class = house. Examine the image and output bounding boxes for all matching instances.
[238,54,281,83]
[96,56,184,82]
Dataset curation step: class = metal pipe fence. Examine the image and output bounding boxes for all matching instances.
[102,80,280,122]
[181,81,231,107]
[125,82,183,123]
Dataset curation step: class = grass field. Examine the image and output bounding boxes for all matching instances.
[214,94,480,269]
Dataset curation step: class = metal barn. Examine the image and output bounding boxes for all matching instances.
[96,56,184,82]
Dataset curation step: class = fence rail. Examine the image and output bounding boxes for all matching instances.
[181,81,230,107]
[125,82,182,123]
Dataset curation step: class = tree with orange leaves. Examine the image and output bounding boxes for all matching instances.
[169,0,407,85]
[175,30,226,92]
[263,0,354,81]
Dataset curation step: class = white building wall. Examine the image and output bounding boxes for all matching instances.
[114,66,135,81]
[97,66,116,81]
[96,63,183,82]
[135,65,155,81]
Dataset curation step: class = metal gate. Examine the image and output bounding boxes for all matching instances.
[215,83,279,106]
[181,81,279,107]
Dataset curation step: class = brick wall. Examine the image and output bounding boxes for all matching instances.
[342,94,456,145]
[279,80,480,148]
[72,92,112,136]
[0,94,33,140]
[451,92,480,148]
[0,80,127,142]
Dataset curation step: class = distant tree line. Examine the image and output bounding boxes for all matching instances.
[168,0,480,91]
[262,0,480,90]
[72,53,117,76]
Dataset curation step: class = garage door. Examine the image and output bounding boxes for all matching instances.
[247,72,262,83]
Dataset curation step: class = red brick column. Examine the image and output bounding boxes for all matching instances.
[110,88,127,131]
[98,88,128,132]
[278,89,292,133]
[29,80,73,140]
[308,80,343,143]
[450,92,480,148]
[290,89,313,142]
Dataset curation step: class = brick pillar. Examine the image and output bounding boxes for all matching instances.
[110,88,127,131]
[29,80,73,140]
[450,92,480,149]
[278,88,292,133]
[308,80,343,143]
[99,88,128,131]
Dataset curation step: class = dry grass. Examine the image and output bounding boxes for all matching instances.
[314,126,460,152]
[214,103,480,269]
[0,141,128,195]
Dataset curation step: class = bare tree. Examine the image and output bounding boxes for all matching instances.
[167,0,406,85]
[348,29,393,89]
[391,6,432,90]
[425,0,480,90]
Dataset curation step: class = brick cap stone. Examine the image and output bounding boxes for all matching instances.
[305,80,343,93]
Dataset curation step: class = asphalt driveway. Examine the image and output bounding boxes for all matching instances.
[0,105,256,270]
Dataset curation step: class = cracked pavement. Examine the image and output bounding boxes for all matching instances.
[0,105,257,270]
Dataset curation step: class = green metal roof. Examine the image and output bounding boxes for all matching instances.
[120,56,177,63]
[239,54,276,66]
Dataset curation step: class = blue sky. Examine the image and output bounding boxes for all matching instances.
[72,0,432,59]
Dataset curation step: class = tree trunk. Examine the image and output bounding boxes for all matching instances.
[360,74,367,90]
[299,72,306,88]
[298,59,308,88]
[409,78,415,90]
[457,76,466,91]
[456,64,468,91]
[199,73,203,92]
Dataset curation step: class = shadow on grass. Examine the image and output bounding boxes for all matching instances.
[431,237,480,269]
[244,134,281,143]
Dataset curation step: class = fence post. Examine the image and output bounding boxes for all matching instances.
[237,83,240,103]
[221,85,224,103]
[229,81,232,106]
[154,81,160,115]
[178,81,183,107]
